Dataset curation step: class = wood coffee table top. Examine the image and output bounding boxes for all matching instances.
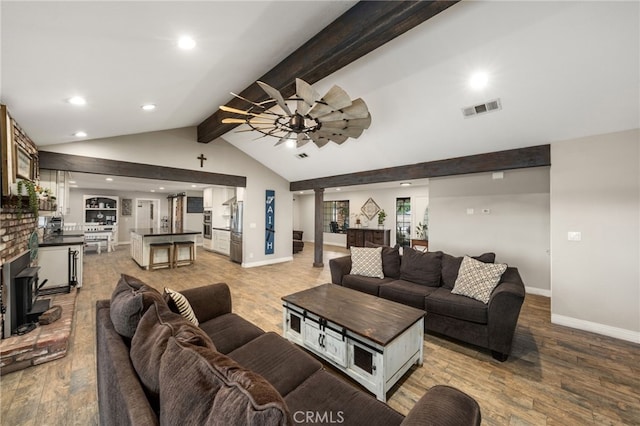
[282,283,425,346]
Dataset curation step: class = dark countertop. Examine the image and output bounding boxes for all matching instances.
[40,234,85,247]
[130,228,201,237]
[212,227,231,231]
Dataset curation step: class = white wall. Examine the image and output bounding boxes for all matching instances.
[429,168,551,295]
[42,127,293,267]
[550,129,639,343]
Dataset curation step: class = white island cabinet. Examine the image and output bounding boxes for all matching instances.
[130,228,200,269]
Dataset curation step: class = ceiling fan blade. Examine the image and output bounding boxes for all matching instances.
[321,85,352,110]
[295,78,321,115]
[347,114,372,129]
[341,98,369,119]
[222,118,250,124]
[309,132,330,147]
[274,132,293,146]
[307,103,334,119]
[257,81,292,115]
[296,133,310,147]
[329,134,349,144]
[319,119,349,129]
[338,127,365,138]
[230,92,274,109]
[220,105,276,119]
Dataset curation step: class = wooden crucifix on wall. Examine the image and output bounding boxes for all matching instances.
[197,154,207,168]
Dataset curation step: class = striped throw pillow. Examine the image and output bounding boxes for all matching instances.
[164,288,199,325]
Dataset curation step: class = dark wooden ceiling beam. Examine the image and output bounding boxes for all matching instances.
[289,145,551,191]
[39,151,246,187]
[197,0,460,143]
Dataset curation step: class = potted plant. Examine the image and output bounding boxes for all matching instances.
[377,209,387,228]
[16,179,39,218]
[351,212,362,228]
[415,222,428,240]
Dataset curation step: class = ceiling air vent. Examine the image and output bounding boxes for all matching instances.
[462,98,502,118]
[296,153,309,159]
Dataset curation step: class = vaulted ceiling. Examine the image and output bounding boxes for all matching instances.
[2,1,638,185]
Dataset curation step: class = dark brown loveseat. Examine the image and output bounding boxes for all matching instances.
[97,274,482,425]
[330,246,525,361]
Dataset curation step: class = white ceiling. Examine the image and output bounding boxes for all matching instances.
[2,1,639,189]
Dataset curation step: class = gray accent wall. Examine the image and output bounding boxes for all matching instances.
[550,128,639,342]
[429,168,551,295]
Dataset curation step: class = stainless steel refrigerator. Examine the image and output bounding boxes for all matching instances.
[230,201,243,263]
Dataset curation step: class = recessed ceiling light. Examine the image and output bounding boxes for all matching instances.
[73,131,87,137]
[159,187,165,190]
[177,36,196,50]
[67,96,86,105]
[336,188,341,191]
[68,180,76,184]
[141,104,156,111]
[469,72,488,90]
[105,178,113,182]
[299,191,304,194]
[400,182,411,186]
[150,190,156,193]
[191,184,197,188]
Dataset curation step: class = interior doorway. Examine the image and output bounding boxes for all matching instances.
[135,199,160,229]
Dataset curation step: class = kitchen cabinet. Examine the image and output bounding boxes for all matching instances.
[212,229,230,255]
[38,236,84,290]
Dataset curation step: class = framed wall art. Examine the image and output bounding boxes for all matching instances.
[15,145,32,180]
[121,198,132,216]
[361,197,380,221]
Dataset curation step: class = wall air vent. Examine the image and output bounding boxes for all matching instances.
[296,153,309,159]
[462,98,502,118]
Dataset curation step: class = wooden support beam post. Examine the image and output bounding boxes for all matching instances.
[313,188,324,267]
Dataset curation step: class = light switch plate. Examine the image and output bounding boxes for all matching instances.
[568,231,582,241]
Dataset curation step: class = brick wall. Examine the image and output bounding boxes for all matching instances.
[0,209,37,265]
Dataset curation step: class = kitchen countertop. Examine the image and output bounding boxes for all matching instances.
[40,234,85,247]
[212,227,231,231]
[130,228,201,237]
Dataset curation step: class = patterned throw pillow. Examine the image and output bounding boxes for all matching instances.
[451,256,507,304]
[350,246,384,279]
[164,288,199,325]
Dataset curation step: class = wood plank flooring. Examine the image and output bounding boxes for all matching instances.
[1,244,639,425]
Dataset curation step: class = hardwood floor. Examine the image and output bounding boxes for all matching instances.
[1,244,639,425]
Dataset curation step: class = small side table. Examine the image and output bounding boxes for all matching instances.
[410,239,429,252]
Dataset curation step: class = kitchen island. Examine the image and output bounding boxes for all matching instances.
[130,228,200,269]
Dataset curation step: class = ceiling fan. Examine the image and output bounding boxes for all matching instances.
[219,78,371,148]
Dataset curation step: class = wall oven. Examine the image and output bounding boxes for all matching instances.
[203,209,212,240]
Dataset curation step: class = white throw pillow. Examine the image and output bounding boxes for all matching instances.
[451,256,507,304]
[350,246,384,279]
[164,287,199,325]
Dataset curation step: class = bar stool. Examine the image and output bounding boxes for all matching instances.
[173,241,195,268]
[149,242,173,270]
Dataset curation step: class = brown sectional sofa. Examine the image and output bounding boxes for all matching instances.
[330,246,525,361]
[96,274,482,425]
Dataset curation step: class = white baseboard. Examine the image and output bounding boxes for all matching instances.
[551,314,640,344]
[525,286,551,297]
[242,256,293,268]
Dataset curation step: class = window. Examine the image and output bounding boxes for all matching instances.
[396,197,411,247]
[323,200,349,233]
